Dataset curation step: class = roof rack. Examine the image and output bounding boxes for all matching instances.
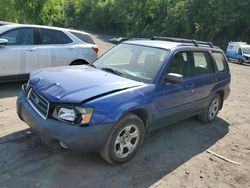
[151,36,214,48]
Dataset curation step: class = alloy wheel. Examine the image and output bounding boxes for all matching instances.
[208,97,220,120]
[114,124,140,158]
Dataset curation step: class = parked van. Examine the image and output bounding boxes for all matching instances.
[226,42,250,64]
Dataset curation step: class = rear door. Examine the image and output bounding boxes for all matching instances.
[37,28,74,69]
[0,27,38,76]
[211,51,231,91]
[185,51,215,102]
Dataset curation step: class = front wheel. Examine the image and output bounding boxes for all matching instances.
[238,59,244,64]
[100,113,145,165]
[198,94,222,123]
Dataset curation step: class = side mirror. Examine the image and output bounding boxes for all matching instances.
[0,38,8,46]
[164,73,183,84]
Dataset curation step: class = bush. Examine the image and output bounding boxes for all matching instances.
[0,0,249,49]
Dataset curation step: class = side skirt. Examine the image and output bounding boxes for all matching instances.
[148,97,211,132]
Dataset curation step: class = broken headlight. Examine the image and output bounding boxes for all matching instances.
[52,106,94,125]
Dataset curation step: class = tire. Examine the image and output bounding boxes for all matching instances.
[70,61,88,66]
[198,94,222,123]
[100,113,145,165]
[238,59,244,64]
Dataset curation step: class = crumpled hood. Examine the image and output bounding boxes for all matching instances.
[30,65,144,104]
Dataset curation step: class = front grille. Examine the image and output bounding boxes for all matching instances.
[27,88,50,119]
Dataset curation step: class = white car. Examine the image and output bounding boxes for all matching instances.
[0,24,98,82]
[0,21,14,26]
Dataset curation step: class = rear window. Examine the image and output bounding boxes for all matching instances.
[70,31,95,44]
[212,52,226,71]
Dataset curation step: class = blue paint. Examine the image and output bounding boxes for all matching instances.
[17,39,231,154]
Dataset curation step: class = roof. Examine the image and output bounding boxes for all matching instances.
[229,42,247,45]
[0,24,90,35]
[124,40,180,50]
[124,39,218,51]
[0,21,14,25]
[240,44,250,48]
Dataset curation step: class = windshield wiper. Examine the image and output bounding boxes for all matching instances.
[101,67,124,76]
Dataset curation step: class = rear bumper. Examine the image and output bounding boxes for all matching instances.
[17,91,114,153]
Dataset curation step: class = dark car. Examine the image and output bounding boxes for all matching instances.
[17,37,231,164]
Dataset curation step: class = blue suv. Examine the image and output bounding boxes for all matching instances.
[17,37,231,164]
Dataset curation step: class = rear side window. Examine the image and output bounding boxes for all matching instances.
[70,31,95,44]
[212,52,226,71]
[193,52,213,74]
[39,29,72,44]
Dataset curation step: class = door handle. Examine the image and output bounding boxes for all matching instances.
[185,83,194,89]
[67,47,74,50]
[26,48,37,52]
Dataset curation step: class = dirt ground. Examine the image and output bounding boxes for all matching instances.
[0,35,249,188]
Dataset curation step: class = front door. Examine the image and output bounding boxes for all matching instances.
[152,51,195,129]
[0,27,38,76]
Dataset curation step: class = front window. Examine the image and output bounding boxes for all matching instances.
[242,47,250,55]
[0,28,34,45]
[93,44,170,83]
[165,51,213,78]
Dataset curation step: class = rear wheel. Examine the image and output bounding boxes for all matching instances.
[70,60,88,66]
[100,113,145,165]
[238,59,244,64]
[198,94,221,123]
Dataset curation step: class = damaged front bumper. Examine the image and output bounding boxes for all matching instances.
[16,90,114,153]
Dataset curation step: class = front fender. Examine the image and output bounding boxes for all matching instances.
[86,84,155,126]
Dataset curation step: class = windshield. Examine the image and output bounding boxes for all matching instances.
[242,47,250,55]
[93,43,169,83]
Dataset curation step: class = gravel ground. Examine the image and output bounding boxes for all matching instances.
[0,35,249,188]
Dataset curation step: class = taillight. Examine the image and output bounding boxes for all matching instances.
[92,46,99,54]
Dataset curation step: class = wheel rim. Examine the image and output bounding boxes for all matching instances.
[114,124,140,158]
[208,97,220,120]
